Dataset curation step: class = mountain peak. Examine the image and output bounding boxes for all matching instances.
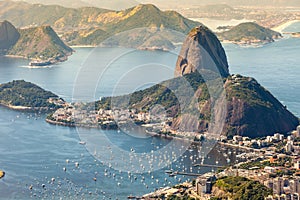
[8,23,73,64]
[175,25,230,78]
[0,20,20,51]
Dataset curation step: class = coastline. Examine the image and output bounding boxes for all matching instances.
[46,118,204,145]
[4,55,28,59]
[70,45,96,48]
[271,19,300,33]
[0,102,53,112]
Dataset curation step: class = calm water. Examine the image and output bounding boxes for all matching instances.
[0,22,299,199]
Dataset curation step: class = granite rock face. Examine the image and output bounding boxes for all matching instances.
[0,20,20,51]
[175,26,230,78]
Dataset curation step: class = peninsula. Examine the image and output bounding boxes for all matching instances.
[47,26,299,139]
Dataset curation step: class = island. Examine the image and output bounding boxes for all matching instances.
[0,80,65,111]
[0,20,73,66]
[217,22,282,45]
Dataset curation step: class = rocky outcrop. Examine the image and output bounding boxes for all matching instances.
[171,26,298,137]
[169,74,299,138]
[8,25,73,65]
[175,26,230,78]
[0,20,20,51]
[223,75,298,137]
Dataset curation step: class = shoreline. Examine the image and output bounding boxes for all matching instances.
[271,19,300,33]
[46,118,205,146]
[0,102,55,112]
[4,55,28,59]
[70,45,96,48]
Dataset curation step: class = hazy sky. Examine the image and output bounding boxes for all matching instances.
[14,0,300,10]
[138,0,300,7]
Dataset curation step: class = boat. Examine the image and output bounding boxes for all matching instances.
[79,141,86,145]
[0,170,5,179]
[29,60,52,66]
[165,169,173,174]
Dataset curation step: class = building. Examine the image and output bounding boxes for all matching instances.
[196,174,216,195]
[233,135,243,142]
[264,179,274,189]
[290,179,300,194]
[294,161,300,170]
[286,141,294,152]
[273,177,284,195]
[297,126,300,137]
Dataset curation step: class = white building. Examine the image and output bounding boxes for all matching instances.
[294,161,300,170]
[286,141,294,152]
[289,179,300,195]
[297,125,300,137]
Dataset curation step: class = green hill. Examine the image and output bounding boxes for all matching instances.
[213,176,272,200]
[95,72,299,138]
[100,27,184,50]
[217,22,282,45]
[0,2,200,48]
[0,80,63,110]
[8,25,73,62]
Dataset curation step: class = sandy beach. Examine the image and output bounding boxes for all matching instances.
[271,20,300,33]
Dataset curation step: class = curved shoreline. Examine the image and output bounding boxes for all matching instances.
[272,19,300,33]
[45,118,202,145]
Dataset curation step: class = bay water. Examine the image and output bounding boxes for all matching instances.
[0,22,299,199]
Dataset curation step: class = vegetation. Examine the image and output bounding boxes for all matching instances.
[8,25,73,60]
[0,2,200,47]
[240,157,292,169]
[101,28,183,50]
[0,80,60,109]
[94,71,298,137]
[167,194,197,200]
[214,176,272,200]
[226,75,273,107]
[217,22,282,43]
[95,72,212,118]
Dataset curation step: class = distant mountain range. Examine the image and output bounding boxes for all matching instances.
[0,2,200,48]
[12,0,300,8]
[13,0,139,10]
[139,0,300,8]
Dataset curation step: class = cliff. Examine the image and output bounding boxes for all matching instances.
[174,26,230,78]
[0,20,20,52]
